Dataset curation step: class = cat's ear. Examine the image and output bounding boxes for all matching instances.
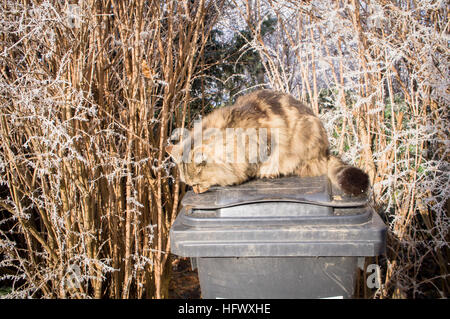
[165,144,174,155]
[165,144,182,162]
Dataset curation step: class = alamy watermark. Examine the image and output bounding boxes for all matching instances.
[66,4,82,28]
[63,264,82,290]
[169,118,280,165]
[366,264,381,289]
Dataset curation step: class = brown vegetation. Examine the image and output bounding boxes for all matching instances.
[0,0,221,298]
[0,0,448,299]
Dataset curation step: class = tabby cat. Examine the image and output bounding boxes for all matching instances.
[166,89,369,196]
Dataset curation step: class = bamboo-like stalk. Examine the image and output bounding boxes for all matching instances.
[239,0,449,298]
[0,0,448,300]
[0,0,220,298]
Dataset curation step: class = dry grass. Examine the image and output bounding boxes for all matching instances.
[0,0,221,298]
[230,0,449,298]
[0,0,448,299]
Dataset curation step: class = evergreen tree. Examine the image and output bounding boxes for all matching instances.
[190,16,277,114]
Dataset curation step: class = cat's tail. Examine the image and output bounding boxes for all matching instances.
[327,155,369,196]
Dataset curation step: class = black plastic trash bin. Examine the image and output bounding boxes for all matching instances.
[170,175,386,299]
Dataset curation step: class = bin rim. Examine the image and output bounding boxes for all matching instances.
[181,175,368,210]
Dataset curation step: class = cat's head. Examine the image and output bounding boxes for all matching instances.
[166,142,209,193]
[166,125,256,193]
[166,137,237,194]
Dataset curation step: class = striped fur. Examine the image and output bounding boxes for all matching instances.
[167,89,369,195]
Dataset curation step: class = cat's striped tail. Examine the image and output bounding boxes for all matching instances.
[327,155,369,196]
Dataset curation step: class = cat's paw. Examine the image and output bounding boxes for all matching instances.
[258,162,280,178]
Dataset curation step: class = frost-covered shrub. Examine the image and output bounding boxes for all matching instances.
[0,0,218,298]
[224,0,448,298]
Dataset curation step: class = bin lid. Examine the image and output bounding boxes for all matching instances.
[179,175,371,227]
[170,175,387,257]
[181,175,368,209]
